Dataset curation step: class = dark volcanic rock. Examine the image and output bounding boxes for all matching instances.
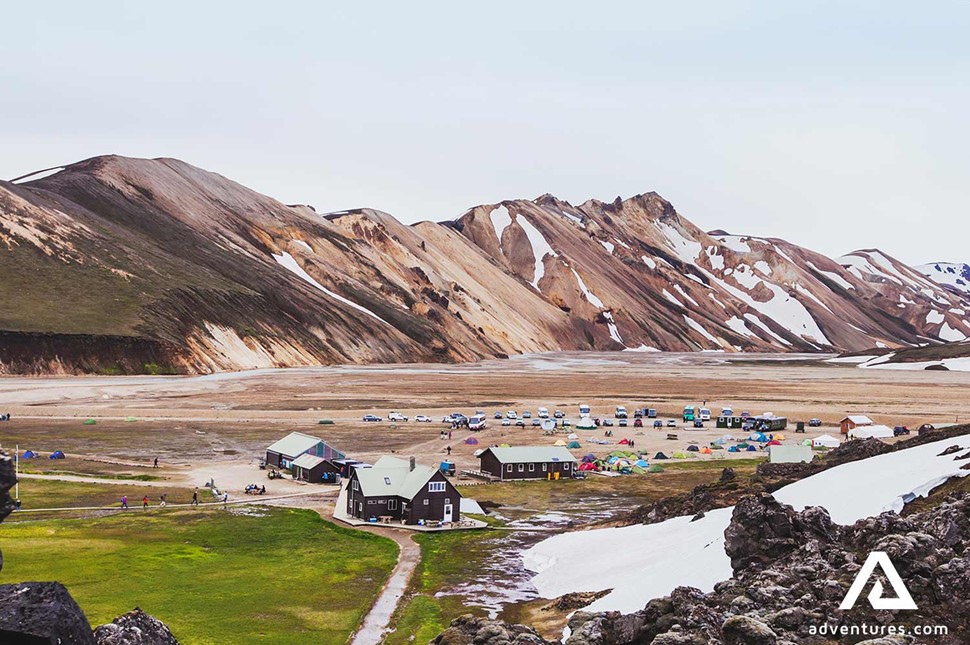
[431,615,555,644]
[94,609,179,645]
[0,582,97,645]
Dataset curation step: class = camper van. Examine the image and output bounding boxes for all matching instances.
[537,407,549,419]
[468,414,487,431]
[647,408,657,418]
[579,404,591,416]
[683,406,697,422]
[699,408,711,421]
[615,406,628,419]
[721,407,734,417]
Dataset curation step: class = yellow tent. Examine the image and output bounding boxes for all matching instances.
[774,433,786,441]
[554,439,568,446]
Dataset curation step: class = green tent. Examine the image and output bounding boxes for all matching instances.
[647,464,665,473]
[567,441,582,449]
[672,452,688,459]
[124,416,137,422]
[318,419,335,425]
[83,419,97,425]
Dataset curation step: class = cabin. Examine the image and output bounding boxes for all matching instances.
[345,456,462,525]
[265,432,346,473]
[291,454,340,483]
[477,446,577,481]
[839,415,874,435]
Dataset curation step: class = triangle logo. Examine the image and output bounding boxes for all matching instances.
[839,551,917,610]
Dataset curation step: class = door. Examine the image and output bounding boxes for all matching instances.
[443,503,453,523]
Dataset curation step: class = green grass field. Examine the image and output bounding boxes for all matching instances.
[0,508,397,644]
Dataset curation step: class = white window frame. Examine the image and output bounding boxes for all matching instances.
[506,464,512,472]
[528,463,535,472]
[563,463,571,470]
[518,464,525,472]
[352,480,359,492]
[388,499,398,510]
[542,464,548,472]
[428,481,446,493]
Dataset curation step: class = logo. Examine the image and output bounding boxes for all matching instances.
[840,551,917,611]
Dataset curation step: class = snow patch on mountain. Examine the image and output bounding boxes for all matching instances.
[659,222,702,264]
[570,268,605,309]
[516,214,557,290]
[918,262,970,295]
[599,240,615,254]
[684,316,720,346]
[272,252,389,325]
[489,205,512,246]
[805,261,854,290]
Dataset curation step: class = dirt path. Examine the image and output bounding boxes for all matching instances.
[349,527,421,645]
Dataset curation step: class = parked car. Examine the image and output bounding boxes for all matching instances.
[522,411,532,419]
[893,425,910,436]
[634,409,644,418]
[415,415,432,423]
[561,418,572,427]
[602,419,614,427]
[468,415,488,431]
[388,412,408,422]
[554,410,565,418]
[693,420,704,428]
[666,419,677,427]
[538,408,549,418]
[615,406,628,419]
[809,418,822,427]
[362,414,382,422]
[506,410,517,419]
[740,411,751,419]
[633,418,643,427]
[531,419,541,426]
[515,420,526,427]
[653,420,663,428]
[647,408,658,418]
[501,419,512,426]
[494,412,503,419]
[618,419,628,427]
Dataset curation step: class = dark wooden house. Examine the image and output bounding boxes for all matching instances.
[345,456,462,525]
[265,432,345,470]
[477,446,577,481]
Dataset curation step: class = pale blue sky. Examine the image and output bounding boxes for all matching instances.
[3,2,968,264]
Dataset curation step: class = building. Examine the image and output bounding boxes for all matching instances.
[265,432,346,471]
[840,415,874,435]
[345,456,462,525]
[291,454,340,483]
[768,444,813,464]
[848,424,894,440]
[477,446,578,481]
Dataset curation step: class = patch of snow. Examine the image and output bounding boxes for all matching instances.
[662,289,684,308]
[725,316,754,338]
[683,316,720,346]
[926,310,945,325]
[659,222,702,265]
[570,268,605,308]
[716,236,751,253]
[674,284,699,307]
[753,260,772,275]
[825,355,878,364]
[603,311,623,344]
[707,247,725,271]
[641,255,657,270]
[614,238,631,249]
[516,215,558,290]
[805,261,854,290]
[623,345,660,352]
[600,240,615,254]
[272,252,390,325]
[730,265,763,290]
[938,322,967,342]
[708,293,727,309]
[489,205,513,246]
[292,239,312,252]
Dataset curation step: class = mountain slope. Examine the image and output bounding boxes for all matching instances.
[2,155,968,374]
[917,262,970,297]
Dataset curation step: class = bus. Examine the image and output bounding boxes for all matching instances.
[683,406,697,421]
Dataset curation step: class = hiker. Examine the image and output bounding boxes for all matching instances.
[446,445,452,456]
[121,495,128,509]
[191,489,199,506]
[153,457,159,468]
[448,430,452,440]
[142,496,149,509]
[260,485,266,495]
[222,492,229,508]
[159,494,167,507]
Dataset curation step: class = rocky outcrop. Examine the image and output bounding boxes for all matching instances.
[431,615,554,644]
[0,451,178,644]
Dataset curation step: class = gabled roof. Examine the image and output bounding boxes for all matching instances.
[842,415,874,425]
[292,454,325,469]
[267,432,322,457]
[353,456,449,500]
[480,446,577,464]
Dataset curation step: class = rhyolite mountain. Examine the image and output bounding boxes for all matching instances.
[1,155,968,374]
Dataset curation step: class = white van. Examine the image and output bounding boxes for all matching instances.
[468,414,487,431]
[615,406,628,419]
[579,404,591,415]
[699,408,711,421]
[537,407,549,419]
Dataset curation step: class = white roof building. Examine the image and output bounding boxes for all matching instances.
[848,425,895,440]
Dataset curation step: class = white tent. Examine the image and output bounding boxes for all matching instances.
[848,425,894,440]
[567,433,579,440]
[576,416,596,430]
[812,434,841,448]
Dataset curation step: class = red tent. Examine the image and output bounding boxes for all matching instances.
[767,440,782,446]
[618,438,630,445]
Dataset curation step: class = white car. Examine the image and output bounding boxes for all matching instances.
[388,412,408,422]
[501,419,512,426]
[506,410,517,419]
[414,415,432,423]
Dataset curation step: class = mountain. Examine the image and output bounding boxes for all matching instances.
[916,262,970,297]
[2,155,968,374]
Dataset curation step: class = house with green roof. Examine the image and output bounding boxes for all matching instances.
[345,456,462,525]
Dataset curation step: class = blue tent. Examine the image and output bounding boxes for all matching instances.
[749,432,769,442]
[727,445,740,453]
[686,445,700,452]
[746,444,758,451]
[50,450,65,459]
[22,450,38,459]
[635,459,649,468]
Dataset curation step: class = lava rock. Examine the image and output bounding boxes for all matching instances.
[94,609,179,645]
[0,582,97,645]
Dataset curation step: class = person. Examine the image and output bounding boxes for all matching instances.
[446,445,452,456]
[142,496,149,509]
[153,457,159,468]
[448,430,452,440]
[222,492,229,508]
[260,485,266,495]
[159,494,167,507]
[121,495,128,509]
[191,489,199,506]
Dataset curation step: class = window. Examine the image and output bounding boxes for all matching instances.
[423,499,429,505]
[528,464,535,472]
[444,498,451,505]
[518,464,524,472]
[506,464,512,472]
[542,464,548,472]
[563,463,571,470]
[384,477,391,485]
[428,482,446,493]
[368,500,375,505]
[352,480,359,492]
[388,499,398,510]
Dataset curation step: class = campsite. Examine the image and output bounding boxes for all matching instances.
[2,351,970,643]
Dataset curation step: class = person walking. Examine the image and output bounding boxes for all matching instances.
[446,445,452,456]
[142,496,149,509]
[159,494,167,507]
[222,492,229,508]
[191,489,199,506]
[153,457,159,468]
[121,495,128,509]
[448,430,452,440]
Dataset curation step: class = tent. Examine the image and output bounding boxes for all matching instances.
[774,433,786,441]
[635,459,649,468]
[700,446,712,454]
[464,436,479,445]
[542,420,556,431]
[579,462,597,471]
[718,434,734,442]
[750,432,768,442]
[22,450,38,459]
[812,434,841,448]
[801,438,813,446]
[654,452,670,460]
[124,416,137,422]
[49,450,65,459]
[737,442,750,448]
[618,438,630,445]
[567,441,582,449]
[727,445,740,453]
[746,445,758,451]
[83,419,97,425]
[712,437,728,446]
[582,453,597,463]
[567,433,579,440]
[848,425,894,440]
[767,440,782,446]
[672,452,688,459]
[647,464,664,473]
[686,445,700,452]
[554,439,568,447]
[576,416,596,430]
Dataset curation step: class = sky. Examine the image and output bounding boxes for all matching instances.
[2,1,968,265]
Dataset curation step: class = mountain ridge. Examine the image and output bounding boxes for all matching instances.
[2,155,968,374]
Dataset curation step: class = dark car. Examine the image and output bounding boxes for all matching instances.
[362,414,382,422]
[809,418,822,427]
[494,412,503,419]
[740,411,751,419]
[554,410,565,419]
[893,425,910,436]
[693,420,704,428]
[634,409,644,418]
[515,420,526,427]
[653,420,663,428]
[602,419,614,427]
[633,418,643,427]
[522,411,532,419]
